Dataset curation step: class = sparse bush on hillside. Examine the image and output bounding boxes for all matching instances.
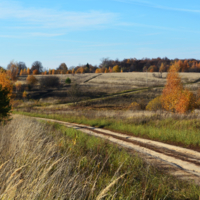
[39,76,60,88]
[65,78,71,84]
[26,75,38,85]
[146,96,162,111]
[128,102,141,110]
[68,83,82,104]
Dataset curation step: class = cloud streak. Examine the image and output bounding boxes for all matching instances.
[0,1,118,31]
[114,0,200,13]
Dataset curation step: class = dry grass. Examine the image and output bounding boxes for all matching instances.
[0,116,200,199]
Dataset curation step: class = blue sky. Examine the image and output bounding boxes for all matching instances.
[0,0,200,69]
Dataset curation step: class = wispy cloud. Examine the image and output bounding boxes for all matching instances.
[0,1,118,32]
[114,0,200,13]
[116,22,200,34]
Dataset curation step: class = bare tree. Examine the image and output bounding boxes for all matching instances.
[7,61,18,81]
[57,63,68,73]
[31,61,43,73]
[17,62,27,72]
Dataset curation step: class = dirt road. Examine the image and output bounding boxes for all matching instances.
[20,115,200,185]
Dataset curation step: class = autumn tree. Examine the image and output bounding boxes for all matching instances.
[27,68,31,75]
[0,70,13,97]
[33,69,38,75]
[161,63,195,113]
[113,65,120,72]
[159,63,165,78]
[7,61,18,81]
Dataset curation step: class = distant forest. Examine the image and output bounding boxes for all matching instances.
[1,57,200,75]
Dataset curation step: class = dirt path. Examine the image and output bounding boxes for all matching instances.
[17,115,200,185]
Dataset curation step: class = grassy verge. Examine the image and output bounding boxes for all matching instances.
[1,115,200,199]
[13,111,200,149]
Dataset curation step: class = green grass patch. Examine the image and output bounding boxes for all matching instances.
[14,111,200,149]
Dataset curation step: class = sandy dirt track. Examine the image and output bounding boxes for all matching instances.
[17,115,200,185]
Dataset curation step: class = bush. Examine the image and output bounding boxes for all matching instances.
[65,78,71,84]
[26,75,38,85]
[146,96,162,111]
[68,84,82,104]
[39,76,60,88]
[128,102,141,110]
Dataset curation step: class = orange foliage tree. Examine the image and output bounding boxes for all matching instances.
[161,63,195,113]
[33,69,38,75]
[27,68,31,75]
[0,69,13,97]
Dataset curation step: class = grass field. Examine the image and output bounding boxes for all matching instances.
[0,116,200,199]
[14,111,200,150]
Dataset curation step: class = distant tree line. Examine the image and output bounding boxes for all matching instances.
[1,57,200,77]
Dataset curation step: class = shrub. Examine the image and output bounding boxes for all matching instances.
[128,102,141,110]
[22,90,27,99]
[68,84,82,104]
[146,96,162,111]
[39,76,60,88]
[15,82,22,92]
[26,75,38,85]
[65,78,71,84]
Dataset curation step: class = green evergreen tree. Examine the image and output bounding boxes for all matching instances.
[0,85,11,120]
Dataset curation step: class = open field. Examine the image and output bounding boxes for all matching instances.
[1,115,200,199]
[16,72,200,99]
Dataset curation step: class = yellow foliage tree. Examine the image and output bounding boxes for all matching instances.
[161,64,195,113]
[20,69,23,76]
[113,65,120,72]
[27,68,31,75]
[0,70,13,97]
